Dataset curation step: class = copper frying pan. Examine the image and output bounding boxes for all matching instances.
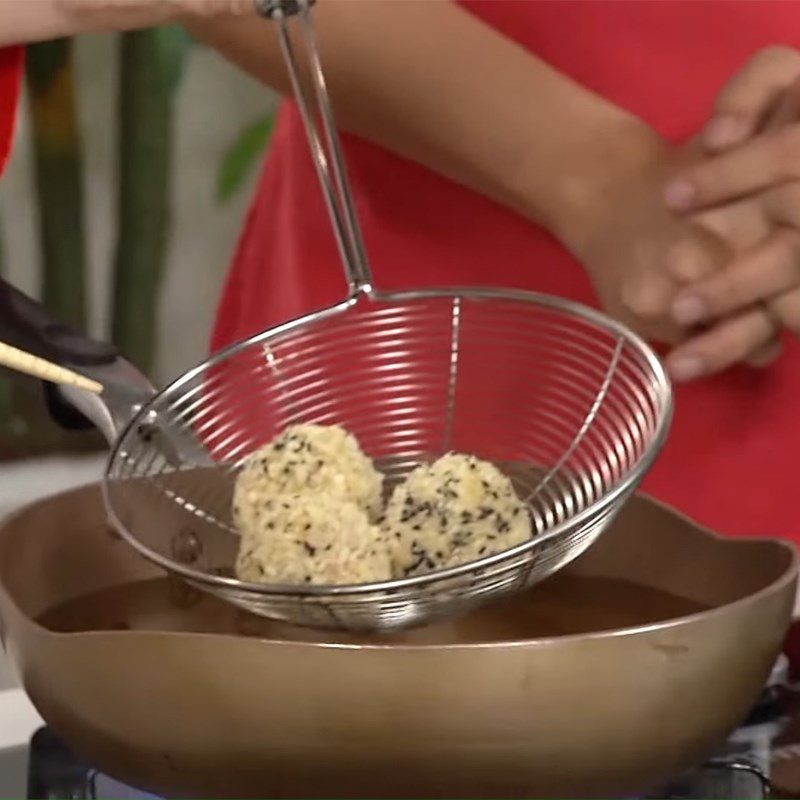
[0,482,794,798]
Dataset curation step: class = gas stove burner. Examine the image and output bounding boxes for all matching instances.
[23,729,772,800]
[647,760,769,800]
[27,729,158,800]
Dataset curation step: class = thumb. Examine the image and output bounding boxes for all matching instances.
[620,266,674,320]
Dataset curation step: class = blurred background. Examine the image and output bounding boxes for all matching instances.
[0,29,274,564]
[0,29,274,463]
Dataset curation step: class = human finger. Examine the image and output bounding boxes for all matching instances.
[665,308,775,382]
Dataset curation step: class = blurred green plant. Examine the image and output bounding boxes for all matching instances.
[26,38,88,329]
[0,38,91,458]
[111,25,191,373]
[0,28,275,460]
[0,222,12,426]
[0,28,194,459]
[217,111,275,204]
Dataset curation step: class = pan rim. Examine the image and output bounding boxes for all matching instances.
[7,487,795,652]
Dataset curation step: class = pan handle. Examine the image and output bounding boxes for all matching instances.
[0,278,156,443]
[0,280,118,366]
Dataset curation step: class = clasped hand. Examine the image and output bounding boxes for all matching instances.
[580,46,800,383]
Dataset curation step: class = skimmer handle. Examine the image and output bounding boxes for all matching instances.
[0,277,156,441]
[255,0,373,296]
[0,340,102,394]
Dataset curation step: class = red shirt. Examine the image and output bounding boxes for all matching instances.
[212,1,800,543]
[0,47,22,180]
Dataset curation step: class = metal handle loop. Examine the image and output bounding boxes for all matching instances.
[256,0,373,296]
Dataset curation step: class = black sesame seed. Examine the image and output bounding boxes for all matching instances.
[406,552,428,574]
[495,516,510,533]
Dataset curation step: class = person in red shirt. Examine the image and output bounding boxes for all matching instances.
[0,46,23,179]
[190,1,800,543]
[2,1,800,547]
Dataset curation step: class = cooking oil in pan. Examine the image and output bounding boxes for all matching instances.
[37,573,707,646]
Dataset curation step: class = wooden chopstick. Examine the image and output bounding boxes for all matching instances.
[0,340,103,394]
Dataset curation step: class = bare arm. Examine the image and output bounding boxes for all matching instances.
[186,0,661,243]
[0,1,253,48]
[0,0,660,266]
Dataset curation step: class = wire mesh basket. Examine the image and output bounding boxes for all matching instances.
[104,286,671,632]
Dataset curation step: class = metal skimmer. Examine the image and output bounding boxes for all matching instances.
[96,0,674,632]
[17,0,669,634]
